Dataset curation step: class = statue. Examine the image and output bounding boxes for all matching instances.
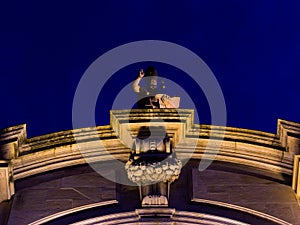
[132,66,180,109]
[126,66,182,207]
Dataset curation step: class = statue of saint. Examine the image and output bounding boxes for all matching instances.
[132,66,180,109]
[127,66,182,206]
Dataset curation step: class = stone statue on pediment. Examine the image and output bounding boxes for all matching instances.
[132,66,180,109]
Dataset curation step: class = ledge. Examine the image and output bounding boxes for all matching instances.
[0,109,299,180]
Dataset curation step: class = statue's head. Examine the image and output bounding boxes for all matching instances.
[145,66,158,91]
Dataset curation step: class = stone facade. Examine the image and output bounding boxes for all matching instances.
[0,109,300,224]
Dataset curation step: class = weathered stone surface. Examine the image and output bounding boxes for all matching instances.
[192,168,300,224]
[1,109,300,224]
[6,168,116,225]
[0,124,26,160]
[0,110,294,184]
[0,162,14,203]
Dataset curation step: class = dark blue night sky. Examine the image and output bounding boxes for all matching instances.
[0,1,299,138]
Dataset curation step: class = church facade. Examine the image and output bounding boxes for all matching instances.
[0,109,300,224]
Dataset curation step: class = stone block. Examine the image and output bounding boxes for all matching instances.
[191,168,300,223]
[61,172,114,188]
[101,189,117,200]
[0,161,14,203]
[45,199,73,211]
[0,143,16,160]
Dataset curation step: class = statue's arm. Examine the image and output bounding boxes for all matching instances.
[132,69,144,93]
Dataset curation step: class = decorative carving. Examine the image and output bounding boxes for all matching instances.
[125,125,182,207]
[125,154,182,184]
[141,195,168,206]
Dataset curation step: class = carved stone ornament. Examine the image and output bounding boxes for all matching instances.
[125,154,182,185]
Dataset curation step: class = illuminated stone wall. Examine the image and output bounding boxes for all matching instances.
[0,109,299,225]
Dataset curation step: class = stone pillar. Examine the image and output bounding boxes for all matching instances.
[292,155,300,204]
[0,161,14,202]
[0,143,17,160]
[0,124,26,203]
[277,119,300,155]
[278,120,300,204]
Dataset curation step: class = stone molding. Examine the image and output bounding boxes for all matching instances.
[53,208,251,225]
[28,200,118,225]
[277,119,300,155]
[0,124,26,160]
[191,199,291,225]
[0,109,299,187]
